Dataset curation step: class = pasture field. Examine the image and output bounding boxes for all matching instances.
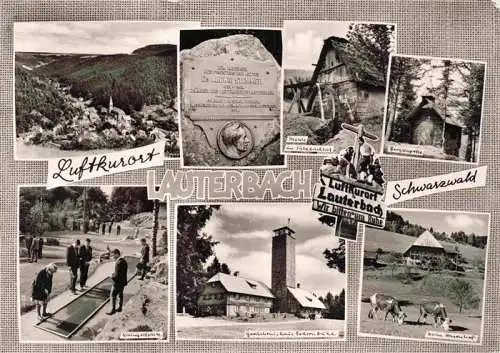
[360,265,484,342]
[359,301,482,342]
[361,228,486,341]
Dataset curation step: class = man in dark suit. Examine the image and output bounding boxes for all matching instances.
[138,238,150,280]
[79,238,93,290]
[30,235,41,263]
[107,249,128,315]
[25,235,33,259]
[66,239,80,294]
[38,237,44,259]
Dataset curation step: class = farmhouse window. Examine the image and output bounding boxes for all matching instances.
[246,280,257,289]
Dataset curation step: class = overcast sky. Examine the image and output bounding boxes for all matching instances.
[391,209,489,237]
[283,21,395,71]
[200,203,346,297]
[14,21,200,54]
[283,21,349,71]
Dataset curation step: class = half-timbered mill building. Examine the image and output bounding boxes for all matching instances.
[306,36,386,121]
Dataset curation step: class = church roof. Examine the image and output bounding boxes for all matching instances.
[207,272,275,299]
[403,230,444,255]
[287,287,326,310]
[310,36,386,88]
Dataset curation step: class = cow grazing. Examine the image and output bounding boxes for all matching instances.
[417,302,452,330]
[368,293,407,325]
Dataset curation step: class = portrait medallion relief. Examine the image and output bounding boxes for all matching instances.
[217,121,254,159]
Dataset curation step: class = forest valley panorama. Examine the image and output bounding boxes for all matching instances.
[15,44,180,156]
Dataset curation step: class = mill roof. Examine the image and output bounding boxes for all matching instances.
[310,36,386,88]
[287,287,326,310]
[207,272,275,299]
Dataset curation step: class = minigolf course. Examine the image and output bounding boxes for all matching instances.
[34,256,139,338]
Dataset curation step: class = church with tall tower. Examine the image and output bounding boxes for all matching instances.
[197,223,326,317]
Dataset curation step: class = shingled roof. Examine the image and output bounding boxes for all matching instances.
[207,272,275,299]
[405,96,464,128]
[310,36,386,88]
[287,287,326,310]
[403,230,445,255]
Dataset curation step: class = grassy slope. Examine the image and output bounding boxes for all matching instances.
[362,265,484,314]
[362,228,486,319]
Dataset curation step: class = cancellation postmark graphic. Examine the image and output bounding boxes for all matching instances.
[217,121,254,159]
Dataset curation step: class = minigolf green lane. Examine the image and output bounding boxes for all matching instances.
[35,256,139,338]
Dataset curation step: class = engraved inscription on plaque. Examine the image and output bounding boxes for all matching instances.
[183,54,279,119]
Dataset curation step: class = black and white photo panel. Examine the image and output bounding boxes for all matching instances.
[18,185,168,342]
[358,209,489,345]
[178,28,285,168]
[175,203,346,340]
[382,54,486,164]
[14,21,199,160]
[281,21,396,156]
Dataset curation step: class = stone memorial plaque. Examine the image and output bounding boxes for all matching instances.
[182,51,280,161]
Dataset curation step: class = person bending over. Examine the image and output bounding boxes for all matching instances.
[31,263,58,321]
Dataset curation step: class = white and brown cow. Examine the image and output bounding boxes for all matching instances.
[368,293,407,325]
[417,302,452,330]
